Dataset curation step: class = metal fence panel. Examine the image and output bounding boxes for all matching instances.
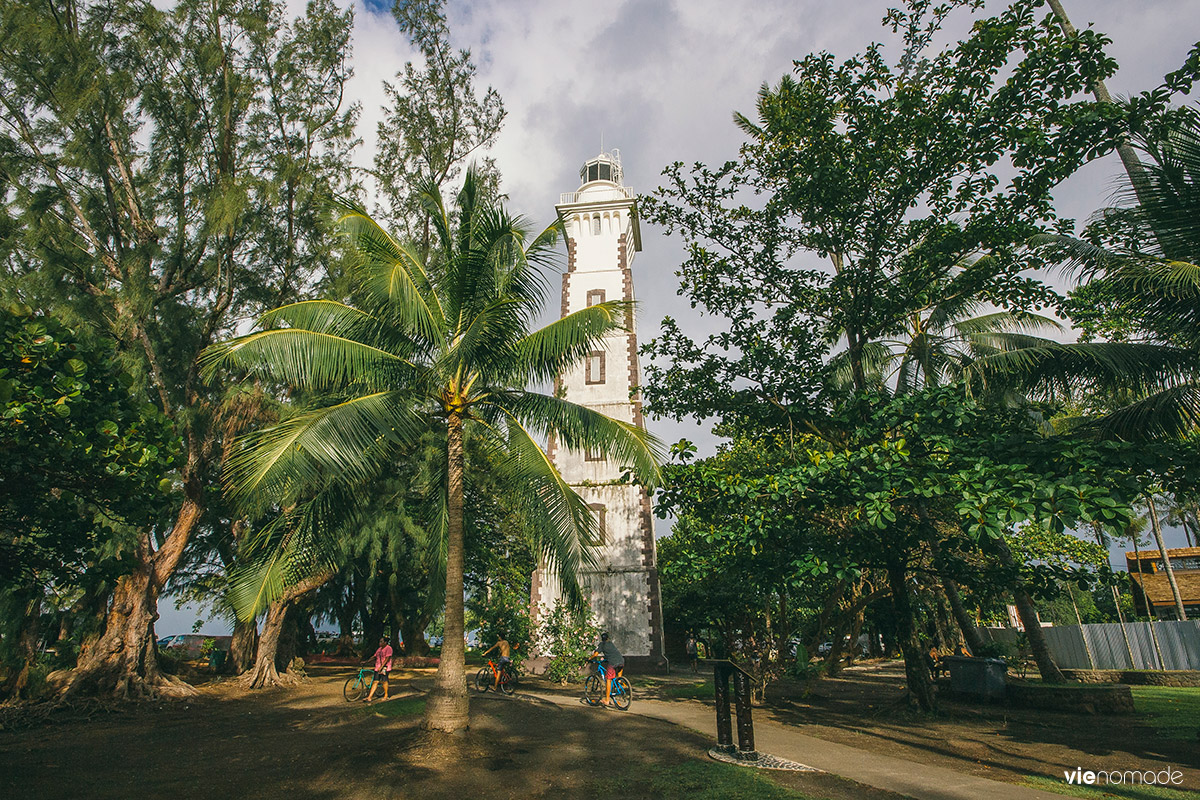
[1042,626,1090,669]
[981,621,1200,670]
[1152,620,1200,670]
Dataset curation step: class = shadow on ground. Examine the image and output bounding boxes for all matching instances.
[1,666,904,800]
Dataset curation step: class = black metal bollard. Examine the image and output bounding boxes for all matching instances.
[713,661,734,752]
[732,667,757,759]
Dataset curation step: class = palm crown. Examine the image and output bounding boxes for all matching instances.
[204,166,662,731]
[969,108,1200,439]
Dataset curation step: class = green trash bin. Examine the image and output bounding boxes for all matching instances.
[208,649,228,672]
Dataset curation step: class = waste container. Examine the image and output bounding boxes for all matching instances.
[208,649,228,672]
[943,655,1006,700]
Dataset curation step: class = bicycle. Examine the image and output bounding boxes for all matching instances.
[343,664,375,702]
[474,658,517,695]
[583,658,631,710]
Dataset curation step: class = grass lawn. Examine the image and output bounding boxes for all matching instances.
[595,760,824,800]
[637,675,716,700]
[354,695,427,717]
[1023,775,1199,800]
[1131,686,1200,741]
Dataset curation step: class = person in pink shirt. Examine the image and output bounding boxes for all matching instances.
[364,635,393,702]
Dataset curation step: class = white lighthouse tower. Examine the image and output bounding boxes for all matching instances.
[531,150,665,665]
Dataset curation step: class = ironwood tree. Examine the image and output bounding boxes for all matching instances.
[0,0,358,697]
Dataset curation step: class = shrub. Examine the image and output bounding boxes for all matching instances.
[535,603,598,684]
[472,583,533,670]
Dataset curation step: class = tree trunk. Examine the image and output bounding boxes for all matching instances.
[245,572,330,688]
[1146,495,1188,620]
[64,470,205,699]
[992,536,1066,682]
[3,589,43,700]
[401,613,432,657]
[886,558,935,711]
[942,576,986,655]
[423,410,469,732]
[230,618,258,675]
[247,601,291,688]
[361,583,388,660]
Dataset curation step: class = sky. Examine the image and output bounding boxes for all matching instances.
[157,0,1200,635]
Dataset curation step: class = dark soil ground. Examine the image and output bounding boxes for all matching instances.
[5,660,1198,799]
[0,664,904,800]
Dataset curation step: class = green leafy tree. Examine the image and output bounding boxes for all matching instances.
[374,0,504,244]
[0,306,176,697]
[642,0,1132,708]
[0,0,358,697]
[642,0,1123,431]
[203,167,661,732]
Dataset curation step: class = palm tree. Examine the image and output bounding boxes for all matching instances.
[203,167,662,732]
[971,109,1200,440]
[828,299,1064,397]
[967,111,1200,623]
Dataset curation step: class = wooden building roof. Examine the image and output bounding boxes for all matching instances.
[1124,546,1200,562]
[1129,571,1200,606]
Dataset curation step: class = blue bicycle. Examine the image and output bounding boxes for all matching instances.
[343,664,375,701]
[584,658,631,710]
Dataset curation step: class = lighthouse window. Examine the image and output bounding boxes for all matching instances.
[586,289,605,307]
[586,162,612,182]
[585,446,605,462]
[585,503,607,545]
[586,350,605,385]
[592,216,601,235]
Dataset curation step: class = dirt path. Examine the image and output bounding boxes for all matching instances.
[622,662,1200,794]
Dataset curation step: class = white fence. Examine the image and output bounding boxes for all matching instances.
[983,621,1200,670]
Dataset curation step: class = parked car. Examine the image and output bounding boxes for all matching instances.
[156,634,231,658]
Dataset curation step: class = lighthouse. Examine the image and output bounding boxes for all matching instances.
[531,150,665,664]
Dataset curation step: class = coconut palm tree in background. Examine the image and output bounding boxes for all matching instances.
[203,167,662,732]
[827,286,1064,398]
[970,109,1200,622]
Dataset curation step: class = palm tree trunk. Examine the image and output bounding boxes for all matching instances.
[1046,0,1157,213]
[423,410,470,732]
[1146,495,1188,620]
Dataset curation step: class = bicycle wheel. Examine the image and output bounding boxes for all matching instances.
[343,674,365,702]
[499,668,516,695]
[475,667,493,693]
[583,674,602,706]
[612,677,632,710]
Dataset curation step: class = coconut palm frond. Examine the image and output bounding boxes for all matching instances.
[968,341,1198,400]
[485,390,664,488]
[224,391,424,507]
[1082,384,1200,441]
[514,302,632,384]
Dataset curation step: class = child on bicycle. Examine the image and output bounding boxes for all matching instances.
[590,632,624,708]
[480,631,512,690]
